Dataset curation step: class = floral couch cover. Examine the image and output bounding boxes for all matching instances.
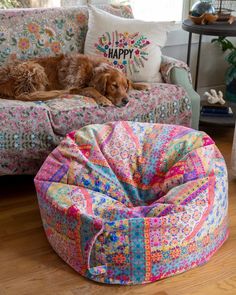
[0,5,192,176]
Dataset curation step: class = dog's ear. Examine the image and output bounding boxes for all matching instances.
[90,72,110,95]
[89,63,111,94]
[127,79,131,90]
[96,73,110,95]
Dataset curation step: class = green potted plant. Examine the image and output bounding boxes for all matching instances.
[212,36,236,102]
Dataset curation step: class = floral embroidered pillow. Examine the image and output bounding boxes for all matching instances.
[84,5,174,82]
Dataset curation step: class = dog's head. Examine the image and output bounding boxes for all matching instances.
[90,63,130,107]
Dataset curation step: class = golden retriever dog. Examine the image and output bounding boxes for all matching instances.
[0,54,148,107]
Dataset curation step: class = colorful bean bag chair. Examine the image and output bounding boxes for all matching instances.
[34,121,229,285]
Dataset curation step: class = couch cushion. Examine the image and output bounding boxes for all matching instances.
[0,5,133,66]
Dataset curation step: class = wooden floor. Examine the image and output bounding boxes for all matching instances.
[0,125,236,295]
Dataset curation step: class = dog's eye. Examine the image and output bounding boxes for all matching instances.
[112,83,118,89]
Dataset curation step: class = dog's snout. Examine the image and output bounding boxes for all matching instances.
[122,97,129,105]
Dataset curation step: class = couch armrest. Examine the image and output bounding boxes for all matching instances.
[160,55,200,130]
[160,55,192,84]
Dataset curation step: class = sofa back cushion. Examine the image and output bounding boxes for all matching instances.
[0,4,133,66]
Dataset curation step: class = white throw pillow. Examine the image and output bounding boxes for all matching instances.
[84,5,174,82]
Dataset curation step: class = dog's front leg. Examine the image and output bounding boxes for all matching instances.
[70,87,113,106]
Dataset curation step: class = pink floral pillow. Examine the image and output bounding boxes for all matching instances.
[84,5,174,83]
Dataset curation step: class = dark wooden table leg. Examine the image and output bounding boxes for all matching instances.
[195,34,202,91]
[187,32,192,66]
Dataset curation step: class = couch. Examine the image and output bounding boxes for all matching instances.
[0,4,200,176]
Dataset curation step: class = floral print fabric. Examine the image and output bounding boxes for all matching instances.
[34,121,229,285]
[0,83,192,176]
[0,5,193,176]
[161,55,192,84]
[0,5,133,66]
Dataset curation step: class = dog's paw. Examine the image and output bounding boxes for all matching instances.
[139,83,150,91]
[99,101,113,107]
[68,87,80,94]
[97,96,113,107]
[131,82,150,91]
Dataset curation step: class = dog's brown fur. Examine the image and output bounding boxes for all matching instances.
[0,54,148,106]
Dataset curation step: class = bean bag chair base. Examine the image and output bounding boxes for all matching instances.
[35,121,229,285]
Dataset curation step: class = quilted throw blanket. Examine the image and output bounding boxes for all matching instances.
[34,121,228,285]
[0,83,191,175]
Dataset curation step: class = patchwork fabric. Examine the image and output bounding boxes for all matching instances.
[34,121,229,285]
